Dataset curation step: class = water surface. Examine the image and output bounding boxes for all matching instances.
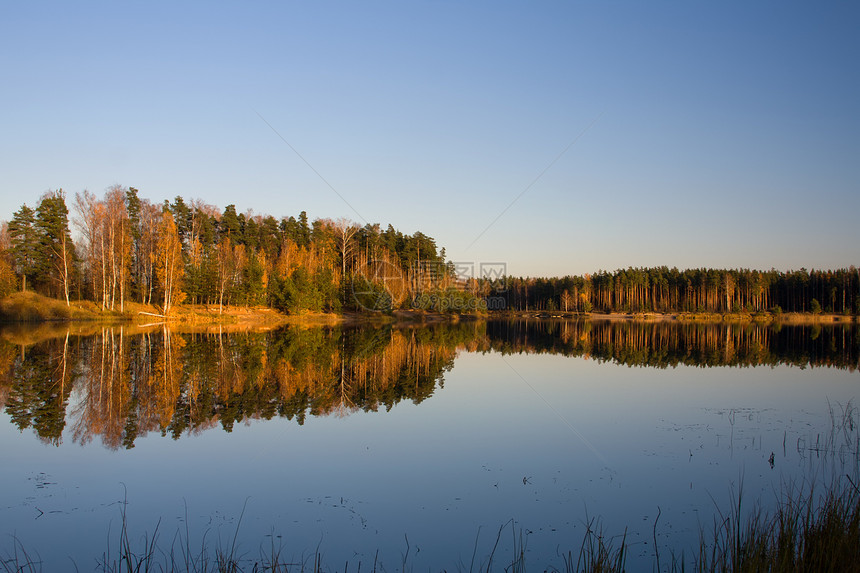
[1,320,857,570]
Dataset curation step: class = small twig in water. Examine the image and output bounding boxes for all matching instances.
[653,506,662,573]
[401,533,410,572]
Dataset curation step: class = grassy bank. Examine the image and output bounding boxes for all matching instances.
[1,292,855,327]
[0,291,297,326]
[3,479,858,572]
[0,291,102,322]
[0,292,479,327]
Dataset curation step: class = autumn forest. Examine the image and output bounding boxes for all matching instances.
[0,186,858,318]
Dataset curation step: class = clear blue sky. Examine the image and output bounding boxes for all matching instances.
[1,1,857,277]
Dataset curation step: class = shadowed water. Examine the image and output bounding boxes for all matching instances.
[1,319,858,570]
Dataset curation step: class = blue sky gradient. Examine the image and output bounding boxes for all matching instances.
[1,1,857,276]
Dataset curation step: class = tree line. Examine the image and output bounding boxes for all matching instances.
[2,188,857,317]
[0,186,449,314]
[484,266,860,315]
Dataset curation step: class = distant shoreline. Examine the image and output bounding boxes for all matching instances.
[0,291,855,326]
[486,309,856,324]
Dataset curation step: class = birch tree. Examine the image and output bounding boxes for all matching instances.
[155,210,185,315]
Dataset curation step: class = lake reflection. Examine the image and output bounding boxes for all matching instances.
[0,322,479,448]
[0,319,858,570]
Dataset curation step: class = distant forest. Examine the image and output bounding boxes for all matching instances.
[0,187,857,316]
[488,267,860,315]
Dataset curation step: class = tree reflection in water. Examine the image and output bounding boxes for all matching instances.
[0,320,857,448]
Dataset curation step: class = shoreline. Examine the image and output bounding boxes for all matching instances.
[489,309,856,324]
[1,292,855,327]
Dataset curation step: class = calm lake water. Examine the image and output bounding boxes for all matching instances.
[1,319,858,570]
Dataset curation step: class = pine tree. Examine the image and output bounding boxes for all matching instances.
[220,204,241,243]
[35,190,75,304]
[8,204,39,292]
[126,187,143,300]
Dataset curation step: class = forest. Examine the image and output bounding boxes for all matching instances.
[487,267,860,315]
[0,186,453,315]
[0,186,857,317]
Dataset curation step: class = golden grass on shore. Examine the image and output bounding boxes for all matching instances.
[0,291,293,326]
[0,291,83,322]
[2,291,855,327]
[775,311,855,324]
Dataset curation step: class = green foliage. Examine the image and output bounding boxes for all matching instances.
[5,193,75,301]
[292,269,323,312]
[269,268,324,314]
[169,196,192,244]
[268,275,296,314]
[297,211,310,247]
[219,205,240,242]
[7,204,38,290]
[315,268,341,312]
[811,298,822,315]
[240,251,266,306]
[351,275,394,312]
[184,247,219,305]
[241,215,259,250]
[1,334,71,443]
[34,191,75,297]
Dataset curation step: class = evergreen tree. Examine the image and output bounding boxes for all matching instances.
[126,187,143,300]
[35,190,75,303]
[297,211,310,247]
[7,204,39,292]
[220,204,241,242]
[169,196,192,246]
